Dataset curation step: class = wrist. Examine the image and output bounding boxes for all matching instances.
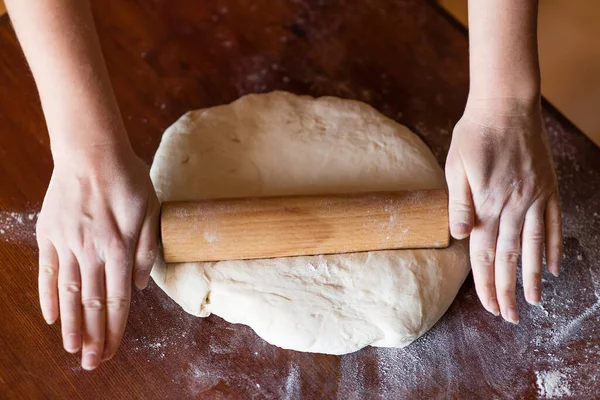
[40,72,128,158]
[469,56,541,103]
[464,95,541,118]
[52,140,135,174]
[48,108,132,165]
[468,82,540,105]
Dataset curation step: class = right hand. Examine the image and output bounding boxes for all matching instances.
[36,143,159,370]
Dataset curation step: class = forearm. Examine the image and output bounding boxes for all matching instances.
[6,0,129,156]
[467,0,541,108]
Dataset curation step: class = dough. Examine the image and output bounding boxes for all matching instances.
[150,91,469,355]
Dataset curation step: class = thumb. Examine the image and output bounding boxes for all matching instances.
[133,199,160,290]
[445,164,475,240]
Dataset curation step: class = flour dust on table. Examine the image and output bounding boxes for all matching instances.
[149,91,469,354]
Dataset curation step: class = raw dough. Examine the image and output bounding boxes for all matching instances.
[150,91,469,355]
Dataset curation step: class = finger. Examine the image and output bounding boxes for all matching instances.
[446,165,475,239]
[102,251,133,361]
[522,200,546,306]
[470,216,500,316]
[79,253,106,371]
[38,239,59,324]
[57,251,82,354]
[545,193,563,277]
[133,202,159,290]
[495,213,524,324]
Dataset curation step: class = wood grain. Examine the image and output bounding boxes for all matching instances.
[161,190,449,263]
[0,1,599,399]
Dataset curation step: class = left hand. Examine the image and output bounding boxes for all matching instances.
[445,97,562,324]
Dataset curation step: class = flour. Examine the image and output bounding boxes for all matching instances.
[550,293,600,345]
[338,352,367,400]
[283,364,300,400]
[535,370,572,398]
[203,229,219,244]
[0,210,39,243]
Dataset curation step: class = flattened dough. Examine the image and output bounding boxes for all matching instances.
[150,91,469,355]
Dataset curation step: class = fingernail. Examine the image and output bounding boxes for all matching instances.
[101,349,112,361]
[527,288,541,306]
[44,316,57,325]
[65,334,80,353]
[488,298,500,316]
[551,266,560,277]
[451,222,470,238]
[136,275,150,290]
[82,352,99,371]
[506,307,519,325]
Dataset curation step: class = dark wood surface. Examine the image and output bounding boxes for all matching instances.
[1,1,599,398]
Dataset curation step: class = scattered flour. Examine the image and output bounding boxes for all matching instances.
[0,210,39,243]
[550,292,600,345]
[535,370,572,398]
[338,352,366,400]
[283,364,300,400]
[203,228,219,244]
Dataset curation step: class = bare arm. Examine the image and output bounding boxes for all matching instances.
[468,0,540,103]
[7,0,159,371]
[446,0,561,323]
[6,0,127,153]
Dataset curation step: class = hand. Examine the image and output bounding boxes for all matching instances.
[445,98,562,324]
[36,143,159,370]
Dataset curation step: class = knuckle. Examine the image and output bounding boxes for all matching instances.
[82,298,105,311]
[78,246,103,271]
[39,264,57,277]
[108,238,133,263]
[106,296,129,310]
[60,282,81,294]
[472,250,496,265]
[497,251,520,265]
[524,224,545,244]
[449,201,473,215]
[110,240,127,255]
[475,204,501,223]
[82,242,99,260]
[474,187,499,207]
[509,179,537,197]
[509,192,532,208]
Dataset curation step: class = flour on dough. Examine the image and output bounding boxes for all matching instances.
[150,91,469,355]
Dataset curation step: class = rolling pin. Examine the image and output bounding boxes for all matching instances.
[160,189,449,263]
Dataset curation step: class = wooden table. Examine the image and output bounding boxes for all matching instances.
[1,1,599,398]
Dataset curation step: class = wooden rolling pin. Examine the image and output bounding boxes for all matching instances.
[160,189,449,263]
